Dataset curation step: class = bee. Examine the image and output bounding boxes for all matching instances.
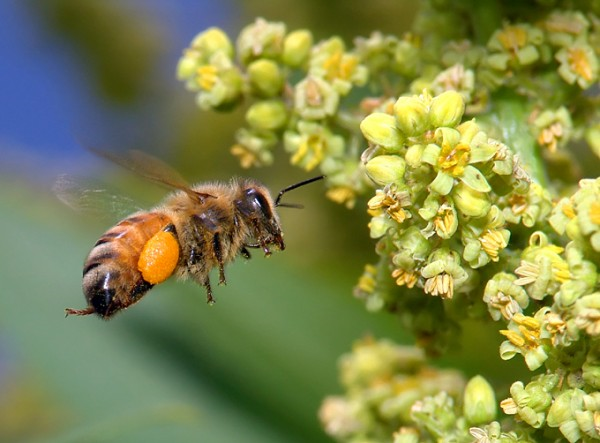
[64,149,323,319]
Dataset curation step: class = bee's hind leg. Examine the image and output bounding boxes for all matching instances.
[203,276,215,305]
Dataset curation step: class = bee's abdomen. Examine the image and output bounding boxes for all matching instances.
[82,212,173,318]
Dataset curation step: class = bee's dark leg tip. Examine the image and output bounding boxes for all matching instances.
[65,307,95,317]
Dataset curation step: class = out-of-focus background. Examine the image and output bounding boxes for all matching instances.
[0,1,423,442]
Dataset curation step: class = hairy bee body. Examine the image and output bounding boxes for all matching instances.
[70,178,285,319]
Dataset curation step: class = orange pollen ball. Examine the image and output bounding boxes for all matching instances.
[138,230,180,285]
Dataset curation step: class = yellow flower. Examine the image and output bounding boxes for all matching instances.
[327,186,357,209]
[500,314,541,350]
[391,268,418,288]
[230,144,260,168]
[480,229,509,261]
[292,133,325,170]
[367,188,411,224]
[438,141,471,177]
[196,65,218,90]
[423,273,454,299]
[356,264,377,294]
[556,41,599,89]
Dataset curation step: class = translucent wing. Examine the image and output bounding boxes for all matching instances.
[87,147,211,202]
[53,174,142,221]
[89,147,190,190]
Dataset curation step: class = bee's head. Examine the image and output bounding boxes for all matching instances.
[235,176,324,255]
[236,183,284,253]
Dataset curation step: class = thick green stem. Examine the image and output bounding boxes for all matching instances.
[484,90,548,187]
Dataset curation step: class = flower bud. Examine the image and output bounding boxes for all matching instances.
[237,18,286,64]
[176,50,200,80]
[360,113,404,149]
[294,76,340,120]
[463,375,497,425]
[453,182,491,217]
[429,90,465,128]
[282,29,313,67]
[245,100,288,131]
[393,96,429,136]
[191,27,234,59]
[247,59,284,97]
[365,155,406,186]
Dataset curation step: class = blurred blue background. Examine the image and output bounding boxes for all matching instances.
[0,1,426,442]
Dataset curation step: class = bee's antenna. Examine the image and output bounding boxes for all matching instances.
[275,175,325,207]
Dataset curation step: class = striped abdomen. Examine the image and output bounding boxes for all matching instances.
[82,212,174,318]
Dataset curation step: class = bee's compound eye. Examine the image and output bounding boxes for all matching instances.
[240,188,274,219]
[137,229,179,285]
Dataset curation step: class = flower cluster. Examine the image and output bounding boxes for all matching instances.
[178,2,600,442]
[177,18,371,207]
[355,89,536,353]
[318,337,496,442]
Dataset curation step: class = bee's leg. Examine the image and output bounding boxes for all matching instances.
[212,233,226,285]
[65,306,95,317]
[203,276,215,305]
[240,246,252,259]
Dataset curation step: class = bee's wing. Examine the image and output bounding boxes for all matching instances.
[53,174,142,221]
[88,148,194,193]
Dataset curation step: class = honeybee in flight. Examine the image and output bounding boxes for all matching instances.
[64,149,323,319]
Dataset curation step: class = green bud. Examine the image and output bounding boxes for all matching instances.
[176,50,200,80]
[393,428,419,443]
[191,27,234,59]
[392,227,432,268]
[196,66,244,110]
[294,76,339,120]
[282,29,313,67]
[247,59,284,97]
[393,96,429,136]
[429,91,465,128]
[453,182,491,217]
[245,100,288,131]
[368,214,395,238]
[237,18,286,64]
[548,389,584,441]
[360,113,405,149]
[365,155,406,186]
[463,375,497,425]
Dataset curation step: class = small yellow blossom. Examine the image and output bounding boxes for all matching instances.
[543,310,569,346]
[391,268,419,288]
[438,142,471,177]
[556,41,599,89]
[230,144,260,168]
[327,186,357,209]
[423,272,454,299]
[497,25,528,54]
[500,314,541,350]
[368,188,411,224]
[290,133,326,170]
[537,121,564,153]
[487,291,523,320]
[590,201,600,225]
[432,202,457,238]
[480,229,508,261]
[514,255,571,286]
[356,264,377,294]
[196,65,219,90]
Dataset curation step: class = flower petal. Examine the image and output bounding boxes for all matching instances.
[430,171,454,195]
[461,165,491,192]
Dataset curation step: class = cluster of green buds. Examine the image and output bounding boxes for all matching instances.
[355,89,535,352]
[319,337,522,443]
[177,3,600,443]
[177,18,372,207]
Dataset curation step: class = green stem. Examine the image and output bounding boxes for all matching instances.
[462,0,503,45]
[483,90,548,187]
